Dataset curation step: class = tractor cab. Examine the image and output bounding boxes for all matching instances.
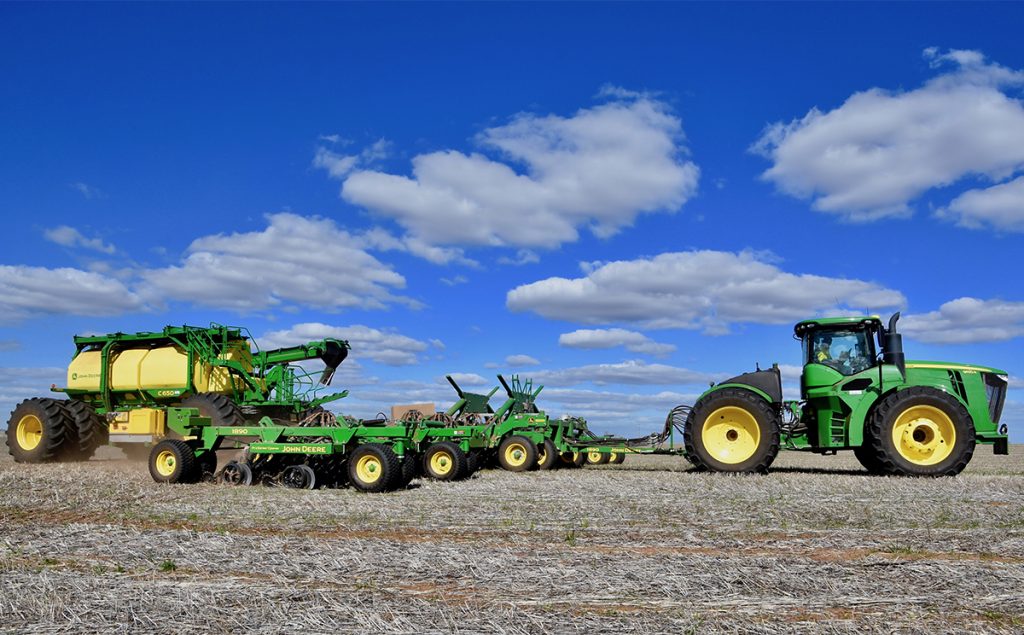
[793,315,900,401]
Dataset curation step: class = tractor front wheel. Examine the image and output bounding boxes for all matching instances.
[683,388,780,473]
[867,387,975,476]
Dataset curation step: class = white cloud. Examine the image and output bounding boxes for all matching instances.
[506,354,540,367]
[440,275,468,287]
[260,322,430,366]
[937,176,1024,232]
[508,250,905,333]
[902,297,1024,344]
[70,181,105,199]
[44,225,116,254]
[559,328,676,356]
[753,48,1024,221]
[313,139,391,180]
[532,360,720,387]
[336,89,699,251]
[498,249,540,266]
[0,265,144,324]
[140,213,413,312]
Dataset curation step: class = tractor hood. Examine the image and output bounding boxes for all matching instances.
[905,360,1008,376]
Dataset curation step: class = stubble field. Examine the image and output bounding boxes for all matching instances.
[1,446,1023,634]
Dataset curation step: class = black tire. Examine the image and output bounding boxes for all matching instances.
[465,451,481,476]
[683,387,780,474]
[394,453,419,489]
[149,439,199,484]
[62,400,107,460]
[866,387,975,477]
[497,435,537,472]
[422,442,468,481]
[179,393,245,427]
[348,444,400,493]
[537,439,559,471]
[852,444,885,475]
[282,464,317,489]
[586,450,609,465]
[219,460,254,486]
[6,398,74,463]
[610,451,626,465]
[196,451,218,480]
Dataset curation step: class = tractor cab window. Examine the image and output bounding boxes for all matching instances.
[804,329,874,376]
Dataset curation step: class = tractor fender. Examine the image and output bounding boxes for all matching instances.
[697,383,776,407]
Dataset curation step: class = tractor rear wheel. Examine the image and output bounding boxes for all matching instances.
[348,444,400,492]
[684,388,780,473]
[867,387,975,476]
[537,439,559,470]
[149,439,198,484]
[853,444,886,475]
[6,398,74,463]
[423,442,468,481]
[179,393,245,427]
[62,400,107,460]
[498,435,537,472]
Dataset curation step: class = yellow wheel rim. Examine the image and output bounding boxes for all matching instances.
[356,455,383,483]
[155,450,177,477]
[16,415,43,451]
[430,451,454,476]
[587,451,603,463]
[537,446,548,465]
[701,406,760,464]
[609,452,619,462]
[504,442,528,467]
[892,405,956,466]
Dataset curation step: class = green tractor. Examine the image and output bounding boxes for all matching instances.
[684,313,1009,476]
[6,324,350,463]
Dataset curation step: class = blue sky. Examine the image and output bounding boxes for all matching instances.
[2,2,1022,441]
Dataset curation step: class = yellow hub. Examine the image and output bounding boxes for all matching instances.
[701,406,761,464]
[609,451,620,463]
[504,443,528,467]
[155,450,177,477]
[537,447,548,465]
[430,451,454,476]
[587,451,603,463]
[356,455,383,483]
[16,415,43,451]
[892,405,955,466]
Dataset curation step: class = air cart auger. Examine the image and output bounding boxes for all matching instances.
[6,324,350,465]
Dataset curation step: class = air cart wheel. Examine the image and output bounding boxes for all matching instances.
[498,435,537,472]
[179,393,246,427]
[684,387,780,474]
[536,439,559,471]
[6,398,74,463]
[282,464,317,489]
[867,387,975,476]
[149,439,199,484]
[586,451,609,465]
[219,460,254,486]
[349,444,400,493]
[423,442,468,481]
[62,399,107,460]
[465,451,482,476]
[610,451,626,465]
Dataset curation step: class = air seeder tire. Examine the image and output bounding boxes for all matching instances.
[62,399,107,460]
[497,435,537,472]
[423,442,468,481]
[6,398,74,463]
[586,451,609,465]
[866,387,975,477]
[149,439,199,484]
[349,444,400,492]
[609,451,626,465]
[537,439,559,471]
[684,388,780,474]
[179,393,246,427]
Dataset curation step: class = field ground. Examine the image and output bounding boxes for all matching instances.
[1,446,1023,633]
